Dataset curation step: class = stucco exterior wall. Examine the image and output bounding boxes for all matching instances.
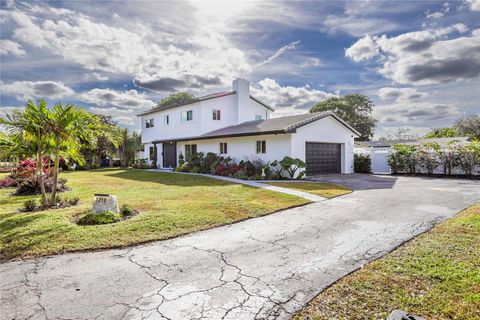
[141,94,237,144]
[177,134,292,165]
[291,116,355,173]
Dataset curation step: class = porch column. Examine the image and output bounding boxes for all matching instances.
[153,143,158,169]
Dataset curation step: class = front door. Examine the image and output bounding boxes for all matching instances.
[162,142,177,168]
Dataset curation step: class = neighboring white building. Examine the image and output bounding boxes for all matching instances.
[138,78,359,175]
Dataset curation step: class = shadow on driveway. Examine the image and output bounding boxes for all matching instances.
[307,173,398,191]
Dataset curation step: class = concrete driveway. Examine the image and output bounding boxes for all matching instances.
[2,176,479,320]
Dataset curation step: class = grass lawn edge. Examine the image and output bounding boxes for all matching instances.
[294,202,479,320]
[1,201,312,263]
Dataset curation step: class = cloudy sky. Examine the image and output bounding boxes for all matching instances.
[0,0,479,137]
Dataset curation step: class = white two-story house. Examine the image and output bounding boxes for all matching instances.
[138,78,359,175]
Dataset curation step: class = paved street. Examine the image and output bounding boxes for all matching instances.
[2,175,479,320]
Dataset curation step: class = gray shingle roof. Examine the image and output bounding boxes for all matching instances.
[137,92,274,116]
[151,111,360,143]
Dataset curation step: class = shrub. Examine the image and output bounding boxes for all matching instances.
[178,153,185,166]
[233,170,248,180]
[214,163,229,176]
[229,164,240,176]
[201,152,220,173]
[268,160,284,179]
[279,156,306,179]
[456,144,479,177]
[238,160,256,177]
[132,158,155,169]
[68,196,80,206]
[77,211,122,225]
[23,199,37,212]
[418,143,441,175]
[175,162,191,172]
[388,145,418,174]
[0,177,17,188]
[120,204,137,217]
[354,153,371,173]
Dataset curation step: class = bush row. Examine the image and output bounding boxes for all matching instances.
[387,142,480,176]
[175,152,306,180]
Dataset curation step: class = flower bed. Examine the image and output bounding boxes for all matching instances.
[175,152,306,180]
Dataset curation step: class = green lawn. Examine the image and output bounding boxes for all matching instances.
[294,203,480,320]
[0,169,309,260]
[267,182,352,198]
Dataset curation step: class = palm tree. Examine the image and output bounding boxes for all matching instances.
[0,100,51,206]
[119,128,142,167]
[47,103,93,205]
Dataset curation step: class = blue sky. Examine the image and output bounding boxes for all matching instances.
[0,0,479,138]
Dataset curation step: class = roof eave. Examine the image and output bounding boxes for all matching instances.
[249,95,275,111]
[137,91,236,117]
[151,129,288,144]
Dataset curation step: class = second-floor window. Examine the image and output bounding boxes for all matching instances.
[256,140,266,154]
[219,142,227,154]
[213,109,221,120]
[255,114,263,120]
[185,144,197,160]
[164,115,169,125]
[145,119,154,128]
[181,110,193,122]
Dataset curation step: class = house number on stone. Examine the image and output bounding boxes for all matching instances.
[93,194,120,214]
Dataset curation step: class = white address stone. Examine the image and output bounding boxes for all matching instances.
[92,194,120,214]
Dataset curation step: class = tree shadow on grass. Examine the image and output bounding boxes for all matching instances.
[105,169,241,188]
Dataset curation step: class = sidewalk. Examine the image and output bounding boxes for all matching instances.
[147,169,325,202]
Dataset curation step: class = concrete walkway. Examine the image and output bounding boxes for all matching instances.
[148,169,326,202]
[2,176,479,320]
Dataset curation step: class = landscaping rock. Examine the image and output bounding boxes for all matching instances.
[92,194,119,214]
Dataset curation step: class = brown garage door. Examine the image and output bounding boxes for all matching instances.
[305,142,341,175]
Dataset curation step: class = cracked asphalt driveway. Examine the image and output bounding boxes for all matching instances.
[2,175,479,320]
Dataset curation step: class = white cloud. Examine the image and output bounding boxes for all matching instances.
[300,57,322,68]
[0,39,26,56]
[3,2,251,93]
[78,88,155,109]
[378,87,429,102]
[425,2,450,19]
[323,15,399,37]
[346,24,480,85]
[251,78,337,116]
[374,101,462,126]
[466,0,480,11]
[345,35,379,62]
[257,40,301,66]
[1,80,74,101]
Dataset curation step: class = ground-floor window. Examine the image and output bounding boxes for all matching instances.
[256,140,266,154]
[149,146,154,160]
[185,144,197,160]
[220,142,227,154]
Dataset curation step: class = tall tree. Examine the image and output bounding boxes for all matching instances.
[119,129,142,167]
[310,94,377,141]
[454,115,480,140]
[424,127,459,138]
[0,100,51,206]
[156,92,195,108]
[47,103,93,204]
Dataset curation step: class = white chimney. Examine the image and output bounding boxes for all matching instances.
[232,78,250,124]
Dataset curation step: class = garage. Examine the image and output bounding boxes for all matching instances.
[305,142,342,175]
